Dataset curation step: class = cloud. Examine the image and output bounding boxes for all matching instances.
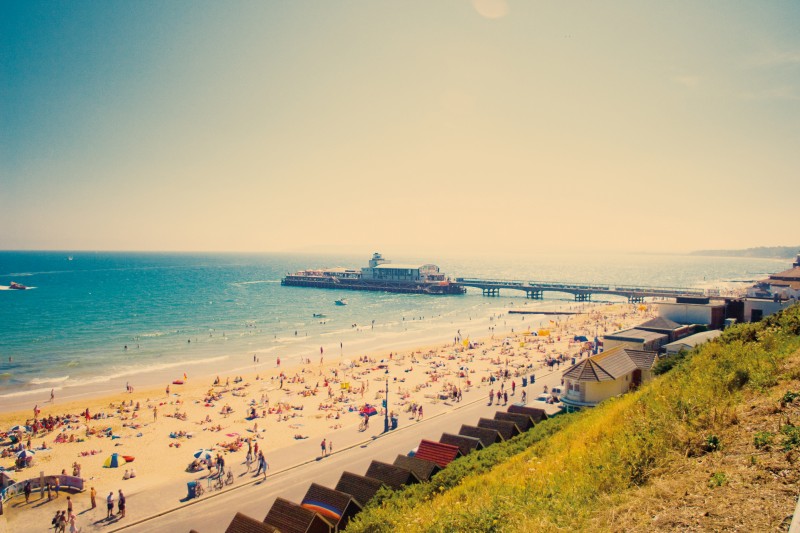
[672,75,700,88]
[745,49,800,68]
[739,85,800,101]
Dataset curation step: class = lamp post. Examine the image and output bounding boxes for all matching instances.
[384,372,390,433]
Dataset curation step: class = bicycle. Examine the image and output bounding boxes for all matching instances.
[225,470,234,485]
[214,474,224,490]
[194,483,205,498]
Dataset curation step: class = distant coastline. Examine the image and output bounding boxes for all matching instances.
[689,245,799,259]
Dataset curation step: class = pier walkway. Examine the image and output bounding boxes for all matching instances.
[453,278,706,303]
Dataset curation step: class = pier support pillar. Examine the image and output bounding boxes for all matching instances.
[525,290,542,300]
[574,293,591,302]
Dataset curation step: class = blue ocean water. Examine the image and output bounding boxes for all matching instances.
[0,251,784,403]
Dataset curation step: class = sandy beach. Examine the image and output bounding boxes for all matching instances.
[0,302,652,531]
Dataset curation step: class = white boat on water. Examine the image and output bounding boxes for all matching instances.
[335,299,348,306]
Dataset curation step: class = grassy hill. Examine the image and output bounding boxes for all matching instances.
[345,305,800,532]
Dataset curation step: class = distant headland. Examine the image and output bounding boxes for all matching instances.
[690,245,799,259]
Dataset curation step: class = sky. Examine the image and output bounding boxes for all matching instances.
[1,0,799,256]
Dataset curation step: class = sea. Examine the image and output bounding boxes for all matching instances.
[0,251,786,409]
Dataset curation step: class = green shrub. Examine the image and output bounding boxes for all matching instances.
[708,472,727,487]
[754,431,774,450]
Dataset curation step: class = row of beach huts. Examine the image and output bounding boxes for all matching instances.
[199,404,548,533]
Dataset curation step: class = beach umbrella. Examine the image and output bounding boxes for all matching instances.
[16,449,36,459]
[192,449,214,461]
[102,453,127,468]
[8,425,30,433]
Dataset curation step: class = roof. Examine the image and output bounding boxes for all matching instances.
[768,266,800,281]
[414,439,462,468]
[663,329,722,352]
[393,455,442,481]
[365,461,421,490]
[334,472,385,508]
[459,425,503,447]
[301,483,362,527]
[637,316,682,331]
[507,405,548,422]
[263,497,333,533]
[372,264,425,270]
[439,433,485,456]
[562,347,658,382]
[493,411,535,432]
[224,512,279,533]
[477,418,521,441]
[604,328,668,343]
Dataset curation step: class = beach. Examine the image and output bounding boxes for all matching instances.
[0,302,653,531]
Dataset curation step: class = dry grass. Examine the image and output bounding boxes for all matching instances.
[592,350,800,532]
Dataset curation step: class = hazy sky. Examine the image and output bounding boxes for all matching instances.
[2,1,799,255]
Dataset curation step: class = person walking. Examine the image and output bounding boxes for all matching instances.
[417,406,423,421]
[521,390,527,404]
[244,450,252,472]
[503,391,508,406]
[117,490,125,518]
[68,512,80,533]
[67,495,73,515]
[23,480,31,503]
[320,438,327,457]
[106,492,114,519]
[90,486,97,509]
[55,476,60,498]
[489,389,494,406]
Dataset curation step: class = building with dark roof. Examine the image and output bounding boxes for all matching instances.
[507,405,548,423]
[560,346,658,410]
[263,497,334,533]
[414,439,462,468]
[439,433,484,456]
[477,418,520,441]
[393,454,442,481]
[365,460,421,490]
[493,411,535,432]
[458,425,503,447]
[602,328,668,351]
[635,317,693,342]
[334,472,386,508]
[224,512,280,533]
[300,483,362,531]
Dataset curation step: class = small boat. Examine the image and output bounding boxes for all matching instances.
[9,282,27,290]
[312,313,327,318]
[335,299,348,306]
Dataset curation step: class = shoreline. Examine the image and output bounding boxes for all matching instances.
[0,298,581,414]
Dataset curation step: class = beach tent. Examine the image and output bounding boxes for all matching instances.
[8,425,31,433]
[538,329,550,336]
[16,449,36,460]
[361,405,378,417]
[103,453,127,468]
[574,335,589,342]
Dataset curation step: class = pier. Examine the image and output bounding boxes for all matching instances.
[453,278,706,303]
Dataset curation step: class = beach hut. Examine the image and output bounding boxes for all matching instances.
[223,512,279,533]
[263,497,333,533]
[439,433,484,456]
[458,425,503,448]
[493,411,536,432]
[364,461,421,490]
[301,483,362,532]
[413,440,462,469]
[102,453,127,468]
[477,418,521,441]
[334,472,386,508]
[507,404,549,423]
[392,455,442,482]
